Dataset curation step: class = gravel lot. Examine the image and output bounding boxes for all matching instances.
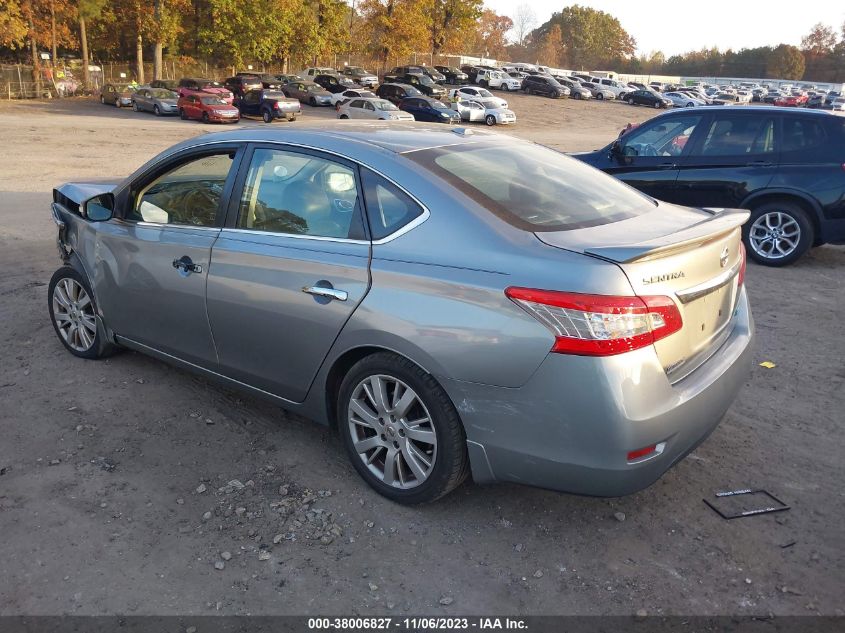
[0,95,843,616]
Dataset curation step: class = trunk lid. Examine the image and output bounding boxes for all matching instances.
[536,205,749,381]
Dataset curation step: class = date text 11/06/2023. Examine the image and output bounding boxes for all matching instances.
[307,617,528,630]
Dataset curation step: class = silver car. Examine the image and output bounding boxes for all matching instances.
[48,125,754,504]
[132,87,179,116]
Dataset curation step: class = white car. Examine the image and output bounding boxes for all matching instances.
[301,67,336,79]
[330,88,377,106]
[336,97,414,121]
[663,92,705,108]
[830,97,845,111]
[735,90,753,103]
[448,86,507,109]
[589,77,631,99]
[475,69,521,91]
[454,99,516,126]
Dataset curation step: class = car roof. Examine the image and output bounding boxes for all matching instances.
[168,123,509,157]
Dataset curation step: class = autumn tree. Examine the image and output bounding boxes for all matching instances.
[534,24,563,67]
[358,0,426,72]
[469,9,511,59]
[766,44,805,80]
[426,0,482,56]
[801,23,836,56]
[1,0,29,48]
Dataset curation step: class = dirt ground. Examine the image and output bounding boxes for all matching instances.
[0,94,843,617]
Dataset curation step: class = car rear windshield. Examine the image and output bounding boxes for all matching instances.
[408,142,656,232]
[263,91,286,99]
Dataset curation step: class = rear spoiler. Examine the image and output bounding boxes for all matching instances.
[584,209,750,263]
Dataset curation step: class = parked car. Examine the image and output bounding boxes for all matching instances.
[774,94,808,107]
[459,65,482,83]
[455,99,516,126]
[806,94,825,109]
[625,89,672,108]
[330,88,377,107]
[131,87,179,115]
[301,67,336,79]
[572,107,845,265]
[823,91,840,107]
[382,73,446,99]
[177,78,233,103]
[224,75,263,98]
[390,65,446,84]
[433,65,468,85]
[49,126,753,503]
[375,82,424,105]
[828,96,845,111]
[339,66,378,88]
[274,74,303,86]
[663,91,705,108]
[100,83,136,107]
[313,73,362,94]
[283,80,333,106]
[521,75,569,98]
[556,78,591,100]
[579,81,614,100]
[236,89,300,123]
[336,97,415,121]
[248,73,284,89]
[447,86,508,109]
[589,77,630,99]
[149,79,178,92]
[398,97,460,124]
[177,94,240,123]
[475,69,521,91]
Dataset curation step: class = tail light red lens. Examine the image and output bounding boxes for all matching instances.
[505,288,683,357]
[738,242,747,287]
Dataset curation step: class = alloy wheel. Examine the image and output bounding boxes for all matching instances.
[52,278,96,352]
[347,374,437,489]
[748,211,801,260]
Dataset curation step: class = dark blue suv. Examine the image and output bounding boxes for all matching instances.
[573,107,845,266]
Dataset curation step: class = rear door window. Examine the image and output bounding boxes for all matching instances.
[780,115,843,163]
[696,114,776,157]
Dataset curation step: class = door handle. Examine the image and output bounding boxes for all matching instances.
[657,162,676,169]
[172,257,203,274]
[302,286,348,302]
[749,161,773,167]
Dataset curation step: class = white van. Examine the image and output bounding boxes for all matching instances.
[589,77,631,98]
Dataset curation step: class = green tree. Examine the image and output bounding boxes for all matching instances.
[767,44,805,80]
[531,4,635,70]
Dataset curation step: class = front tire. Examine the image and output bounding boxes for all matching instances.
[485,114,496,126]
[132,101,139,112]
[338,353,469,504]
[596,93,604,100]
[48,266,114,360]
[743,201,814,267]
[179,108,187,120]
[653,101,661,108]
[153,105,161,116]
[201,112,209,124]
[627,97,635,105]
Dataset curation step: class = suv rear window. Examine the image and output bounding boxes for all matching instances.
[408,142,656,231]
[781,115,845,163]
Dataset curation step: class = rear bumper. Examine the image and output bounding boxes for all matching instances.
[441,287,754,496]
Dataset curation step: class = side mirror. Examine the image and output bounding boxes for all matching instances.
[83,193,114,222]
[609,140,622,158]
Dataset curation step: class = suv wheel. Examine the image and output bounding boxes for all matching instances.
[744,201,814,266]
[262,108,273,123]
[337,353,469,504]
[48,266,115,359]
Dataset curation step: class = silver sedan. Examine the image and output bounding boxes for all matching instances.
[132,87,179,116]
[48,124,753,504]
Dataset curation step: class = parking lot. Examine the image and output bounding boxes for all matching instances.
[0,94,843,616]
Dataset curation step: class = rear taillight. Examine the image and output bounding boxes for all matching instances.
[738,242,747,287]
[274,102,280,109]
[505,288,683,357]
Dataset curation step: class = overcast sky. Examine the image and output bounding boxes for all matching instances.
[484,0,845,56]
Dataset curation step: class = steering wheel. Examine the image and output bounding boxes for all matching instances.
[181,188,219,224]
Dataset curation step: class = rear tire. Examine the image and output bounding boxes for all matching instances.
[100,95,105,104]
[262,108,273,123]
[48,266,115,360]
[337,352,469,504]
[743,201,814,267]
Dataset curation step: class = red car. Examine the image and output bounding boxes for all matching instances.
[177,94,240,124]
[774,94,808,107]
[177,77,234,104]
